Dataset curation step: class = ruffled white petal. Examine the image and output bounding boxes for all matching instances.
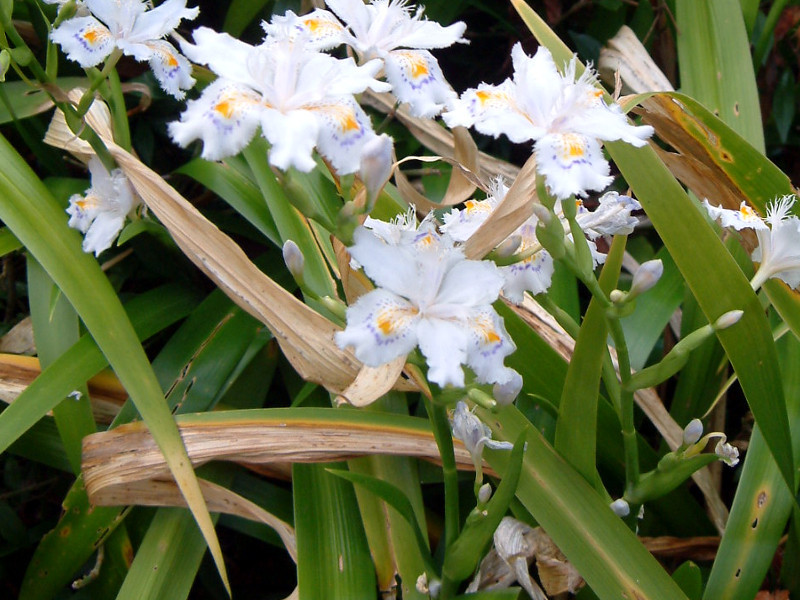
[336,288,420,365]
[126,0,198,43]
[266,9,348,50]
[383,49,456,117]
[465,308,517,385]
[434,258,504,308]
[702,199,767,231]
[50,16,114,67]
[143,40,194,99]
[261,108,321,172]
[312,99,377,174]
[84,0,144,31]
[391,17,467,50]
[576,191,641,239]
[501,250,554,303]
[169,80,263,160]
[82,212,126,256]
[325,0,371,44]
[443,81,541,142]
[417,317,469,387]
[180,27,258,89]
[534,133,612,199]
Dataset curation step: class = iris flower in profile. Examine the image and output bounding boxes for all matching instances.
[50,0,198,99]
[704,196,800,290]
[169,27,390,173]
[443,43,653,199]
[335,222,518,389]
[66,157,139,256]
[278,0,467,118]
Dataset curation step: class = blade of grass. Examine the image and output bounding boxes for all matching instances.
[0,133,230,592]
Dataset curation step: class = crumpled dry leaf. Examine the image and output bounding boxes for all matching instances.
[45,91,391,397]
[598,25,675,95]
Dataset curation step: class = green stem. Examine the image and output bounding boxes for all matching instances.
[607,317,639,491]
[0,11,50,84]
[76,49,123,118]
[104,67,131,151]
[423,396,460,552]
[753,0,790,68]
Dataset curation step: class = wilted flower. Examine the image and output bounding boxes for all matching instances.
[705,196,800,291]
[50,0,198,99]
[284,0,467,118]
[66,157,139,256]
[715,440,740,467]
[451,401,513,467]
[169,27,390,173]
[444,44,653,199]
[335,222,517,388]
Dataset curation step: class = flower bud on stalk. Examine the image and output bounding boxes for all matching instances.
[282,240,305,283]
[359,134,394,213]
[628,259,663,299]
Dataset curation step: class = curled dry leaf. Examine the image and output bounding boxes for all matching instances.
[362,90,520,182]
[463,153,539,260]
[598,25,675,95]
[45,91,377,395]
[101,477,297,563]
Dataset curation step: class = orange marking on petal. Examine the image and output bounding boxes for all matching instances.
[559,134,586,160]
[166,53,179,68]
[739,204,758,219]
[214,100,234,119]
[83,28,102,45]
[377,314,395,335]
[475,90,492,104]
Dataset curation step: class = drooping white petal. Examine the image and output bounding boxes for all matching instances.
[534,133,612,199]
[66,157,138,256]
[311,99,379,174]
[266,9,348,50]
[390,16,467,50]
[417,317,469,387]
[180,27,258,89]
[336,288,420,365]
[260,108,321,172]
[50,16,114,67]
[84,0,144,32]
[325,0,372,45]
[443,81,541,142]
[383,49,456,117]
[125,0,198,43]
[702,199,767,231]
[501,250,554,303]
[465,308,517,385]
[347,226,425,299]
[752,204,800,289]
[434,258,504,308]
[143,40,194,99]
[576,191,641,239]
[169,80,263,160]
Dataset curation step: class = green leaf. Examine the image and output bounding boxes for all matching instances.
[222,0,271,36]
[0,227,21,256]
[0,78,88,124]
[176,158,280,245]
[327,468,436,574]
[293,463,376,600]
[672,561,703,600]
[0,133,230,591]
[442,433,526,585]
[554,235,624,485]
[676,0,764,151]
[0,284,198,457]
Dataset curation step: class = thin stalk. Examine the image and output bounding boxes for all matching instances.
[105,67,131,151]
[76,49,123,117]
[753,0,790,68]
[607,317,640,493]
[422,393,460,552]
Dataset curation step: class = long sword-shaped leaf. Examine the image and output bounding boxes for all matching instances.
[0,133,230,592]
[509,0,795,505]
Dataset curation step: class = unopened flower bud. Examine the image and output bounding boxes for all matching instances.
[683,418,703,446]
[714,309,744,331]
[359,134,394,210]
[493,370,523,406]
[282,240,305,281]
[478,482,492,504]
[715,440,740,467]
[629,259,663,297]
[531,203,552,224]
[609,498,630,517]
[495,234,522,258]
[609,289,627,304]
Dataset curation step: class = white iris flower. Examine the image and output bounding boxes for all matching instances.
[443,43,653,199]
[704,196,800,290]
[169,27,391,173]
[66,157,139,256]
[278,0,467,118]
[335,223,518,389]
[50,0,198,99]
